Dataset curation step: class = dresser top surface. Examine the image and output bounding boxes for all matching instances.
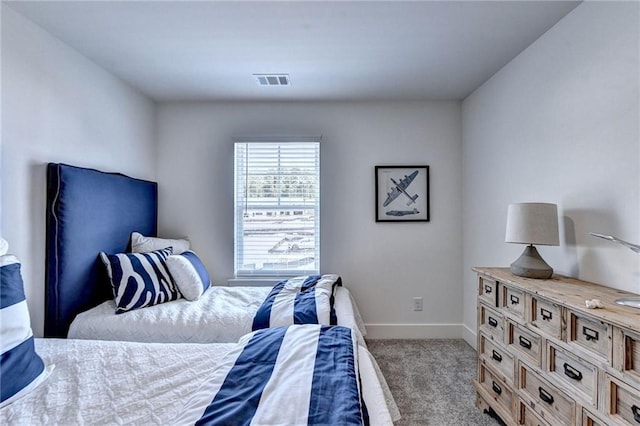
[473,267,640,331]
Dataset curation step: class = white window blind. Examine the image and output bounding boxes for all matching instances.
[234,140,320,277]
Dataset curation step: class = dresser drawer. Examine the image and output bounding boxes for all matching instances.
[568,309,611,362]
[519,362,575,425]
[531,296,563,339]
[605,374,640,426]
[614,327,640,387]
[548,342,598,406]
[478,364,514,416]
[480,304,504,343]
[581,407,608,426]
[507,319,542,367]
[501,285,525,319]
[479,277,499,307]
[517,399,551,426]
[479,333,515,385]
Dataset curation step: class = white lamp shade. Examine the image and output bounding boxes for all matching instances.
[505,203,559,246]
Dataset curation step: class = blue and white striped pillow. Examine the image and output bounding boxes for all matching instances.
[166,250,211,301]
[100,247,181,314]
[1,254,51,407]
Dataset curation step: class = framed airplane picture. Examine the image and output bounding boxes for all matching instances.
[375,165,430,222]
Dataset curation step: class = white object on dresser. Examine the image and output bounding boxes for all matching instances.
[473,267,640,426]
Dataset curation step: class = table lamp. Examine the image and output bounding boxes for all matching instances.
[505,203,559,279]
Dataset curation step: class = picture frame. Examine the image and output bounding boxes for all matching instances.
[375,165,430,222]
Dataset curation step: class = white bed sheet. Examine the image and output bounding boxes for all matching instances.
[0,339,234,425]
[68,286,368,344]
[0,337,399,425]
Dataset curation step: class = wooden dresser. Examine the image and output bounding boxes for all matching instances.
[472,267,640,426]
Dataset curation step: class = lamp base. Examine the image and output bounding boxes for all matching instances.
[510,245,553,279]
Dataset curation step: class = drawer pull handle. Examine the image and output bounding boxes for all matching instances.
[487,317,498,328]
[492,381,502,395]
[540,308,553,321]
[631,405,640,423]
[484,284,493,294]
[582,326,599,342]
[538,387,554,405]
[491,350,502,362]
[563,363,583,381]
[510,294,520,305]
[519,336,532,350]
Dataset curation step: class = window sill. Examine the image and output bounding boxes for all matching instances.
[227,277,283,287]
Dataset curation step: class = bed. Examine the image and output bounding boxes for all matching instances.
[68,284,367,344]
[45,163,367,344]
[0,331,397,425]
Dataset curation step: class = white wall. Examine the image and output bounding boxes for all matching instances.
[462,2,640,347]
[1,5,157,336]
[157,101,463,337]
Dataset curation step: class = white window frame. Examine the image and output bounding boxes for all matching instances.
[234,137,320,278]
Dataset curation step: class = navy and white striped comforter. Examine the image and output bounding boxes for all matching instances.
[174,324,368,426]
[252,274,341,331]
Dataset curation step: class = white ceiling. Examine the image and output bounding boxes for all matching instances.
[6,1,581,102]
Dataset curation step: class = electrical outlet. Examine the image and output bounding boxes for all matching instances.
[413,297,423,311]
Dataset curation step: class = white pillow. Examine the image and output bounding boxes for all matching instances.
[166,251,212,301]
[0,238,8,256]
[130,232,190,255]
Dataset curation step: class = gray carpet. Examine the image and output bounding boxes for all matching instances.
[367,339,500,426]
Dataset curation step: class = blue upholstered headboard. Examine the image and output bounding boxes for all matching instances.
[45,163,158,337]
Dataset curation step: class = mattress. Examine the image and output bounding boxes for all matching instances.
[68,286,368,344]
[0,337,399,425]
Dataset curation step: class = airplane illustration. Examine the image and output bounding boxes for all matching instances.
[382,170,419,207]
[386,208,419,217]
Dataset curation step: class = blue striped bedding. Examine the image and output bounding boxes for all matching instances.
[174,324,368,426]
[252,274,341,331]
[1,254,51,407]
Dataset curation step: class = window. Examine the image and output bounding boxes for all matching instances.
[234,140,320,277]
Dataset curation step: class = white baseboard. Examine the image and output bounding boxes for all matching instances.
[462,324,477,350]
[364,323,463,339]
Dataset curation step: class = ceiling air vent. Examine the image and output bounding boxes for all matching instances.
[253,74,290,86]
